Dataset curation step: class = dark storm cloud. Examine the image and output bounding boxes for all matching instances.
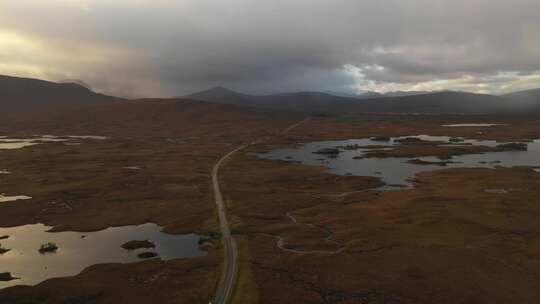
[1,0,540,97]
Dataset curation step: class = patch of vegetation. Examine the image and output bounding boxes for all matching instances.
[137,252,158,259]
[335,115,400,124]
[38,242,58,254]
[121,240,155,250]
[407,159,456,166]
[0,272,17,281]
[313,148,340,155]
[0,243,10,255]
[496,142,528,151]
[197,236,212,245]
[395,137,443,145]
[336,144,363,150]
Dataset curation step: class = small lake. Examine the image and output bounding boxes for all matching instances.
[0,195,32,203]
[442,123,506,127]
[258,135,540,189]
[0,135,107,150]
[0,223,206,288]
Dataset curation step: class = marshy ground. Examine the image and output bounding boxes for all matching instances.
[1,106,540,303]
[222,115,540,304]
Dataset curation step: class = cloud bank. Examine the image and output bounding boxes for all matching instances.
[1,0,540,97]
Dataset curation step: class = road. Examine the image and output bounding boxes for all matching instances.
[211,118,310,304]
[211,145,245,304]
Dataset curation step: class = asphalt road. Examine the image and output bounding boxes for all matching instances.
[211,118,309,304]
[211,145,245,304]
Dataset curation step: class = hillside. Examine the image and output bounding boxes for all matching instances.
[0,98,301,139]
[0,75,124,115]
[502,88,540,111]
[188,87,533,115]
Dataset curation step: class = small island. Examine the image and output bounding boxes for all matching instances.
[38,242,59,254]
[121,240,156,250]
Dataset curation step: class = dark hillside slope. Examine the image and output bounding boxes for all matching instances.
[502,88,540,112]
[0,75,123,115]
[354,92,512,115]
[188,87,529,115]
[0,98,301,139]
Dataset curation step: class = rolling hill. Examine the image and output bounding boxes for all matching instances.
[502,88,540,111]
[3,74,540,117]
[187,87,540,115]
[0,75,124,115]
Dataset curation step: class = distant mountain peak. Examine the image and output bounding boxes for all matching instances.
[0,74,122,114]
[204,86,240,94]
[59,79,92,90]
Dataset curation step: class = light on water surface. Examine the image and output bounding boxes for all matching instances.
[258,135,540,189]
[0,223,206,288]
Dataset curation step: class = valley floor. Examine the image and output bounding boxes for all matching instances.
[223,115,540,303]
[1,107,540,303]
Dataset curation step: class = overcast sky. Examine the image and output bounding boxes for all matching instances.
[1,0,540,97]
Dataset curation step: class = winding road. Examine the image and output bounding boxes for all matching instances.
[211,118,309,304]
[211,145,245,304]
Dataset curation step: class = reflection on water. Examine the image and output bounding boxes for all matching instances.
[0,139,41,150]
[124,166,142,170]
[0,195,32,203]
[0,223,206,288]
[484,189,510,194]
[0,135,107,150]
[258,135,540,189]
[65,136,108,140]
[442,123,506,127]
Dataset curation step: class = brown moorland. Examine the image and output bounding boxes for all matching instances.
[220,115,540,303]
[0,99,301,304]
[2,104,540,303]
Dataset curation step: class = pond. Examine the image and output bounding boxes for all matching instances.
[442,123,506,127]
[0,195,32,203]
[0,135,107,150]
[257,135,540,189]
[0,223,206,288]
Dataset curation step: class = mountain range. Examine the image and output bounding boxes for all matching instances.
[0,75,123,115]
[2,74,540,116]
[186,86,540,115]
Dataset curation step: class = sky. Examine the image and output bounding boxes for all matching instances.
[1,0,540,98]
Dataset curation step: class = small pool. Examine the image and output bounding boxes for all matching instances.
[0,135,107,150]
[0,223,206,288]
[0,195,32,203]
[442,123,506,127]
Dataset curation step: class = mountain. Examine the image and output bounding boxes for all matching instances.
[378,91,431,98]
[0,75,124,115]
[187,87,364,113]
[4,74,540,117]
[355,91,511,114]
[502,88,540,101]
[187,86,253,106]
[501,88,540,110]
[187,87,535,115]
[355,91,431,99]
[323,91,369,98]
